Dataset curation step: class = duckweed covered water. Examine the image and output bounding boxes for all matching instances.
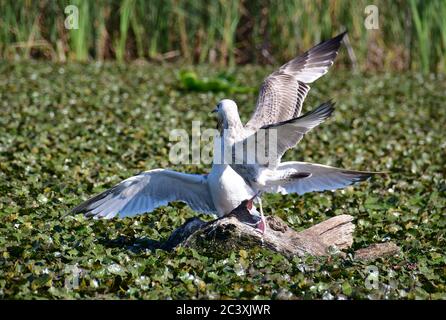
[0,62,445,299]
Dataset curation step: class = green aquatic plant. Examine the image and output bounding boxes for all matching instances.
[178,70,255,94]
[0,62,444,299]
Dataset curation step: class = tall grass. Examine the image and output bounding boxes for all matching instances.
[0,0,445,72]
[115,0,134,62]
[409,0,446,73]
[68,0,90,61]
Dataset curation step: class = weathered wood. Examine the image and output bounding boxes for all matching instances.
[354,242,401,261]
[161,214,354,257]
[161,217,207,250]
[160,214,400,261]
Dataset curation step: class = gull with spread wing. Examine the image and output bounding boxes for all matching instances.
[71,32,378,234]
[211,32,380,230]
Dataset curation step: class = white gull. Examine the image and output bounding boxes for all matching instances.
[71,32,378,233]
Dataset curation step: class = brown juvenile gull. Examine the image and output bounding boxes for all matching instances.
[212,32,380,230]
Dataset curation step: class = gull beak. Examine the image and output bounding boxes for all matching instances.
[211,108,218,114]
[246,192,261,213]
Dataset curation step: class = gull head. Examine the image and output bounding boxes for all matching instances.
[230,195,262,228]
[212,99,242,133]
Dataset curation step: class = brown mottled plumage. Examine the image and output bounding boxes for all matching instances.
[245,31,346,131]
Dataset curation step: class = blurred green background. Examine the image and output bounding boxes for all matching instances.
[1,0,445,73]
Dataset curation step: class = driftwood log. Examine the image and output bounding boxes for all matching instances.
[160,214,400,260]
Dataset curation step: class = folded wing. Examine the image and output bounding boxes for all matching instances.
[71,169,217,219]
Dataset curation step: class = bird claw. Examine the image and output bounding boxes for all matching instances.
[255,220,266,234]
[255,221,265,246]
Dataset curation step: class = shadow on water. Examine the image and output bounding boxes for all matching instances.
[98,235,164,253]
[98,217,208,253]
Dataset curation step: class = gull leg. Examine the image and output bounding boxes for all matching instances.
[258,197,265,229]
[256,197,266,239]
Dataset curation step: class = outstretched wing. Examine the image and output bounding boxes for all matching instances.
[71,169,217,219]
[260,161,379,195]
[232,101,335,167]
[259,101,335,162]
[245,32,346,131]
